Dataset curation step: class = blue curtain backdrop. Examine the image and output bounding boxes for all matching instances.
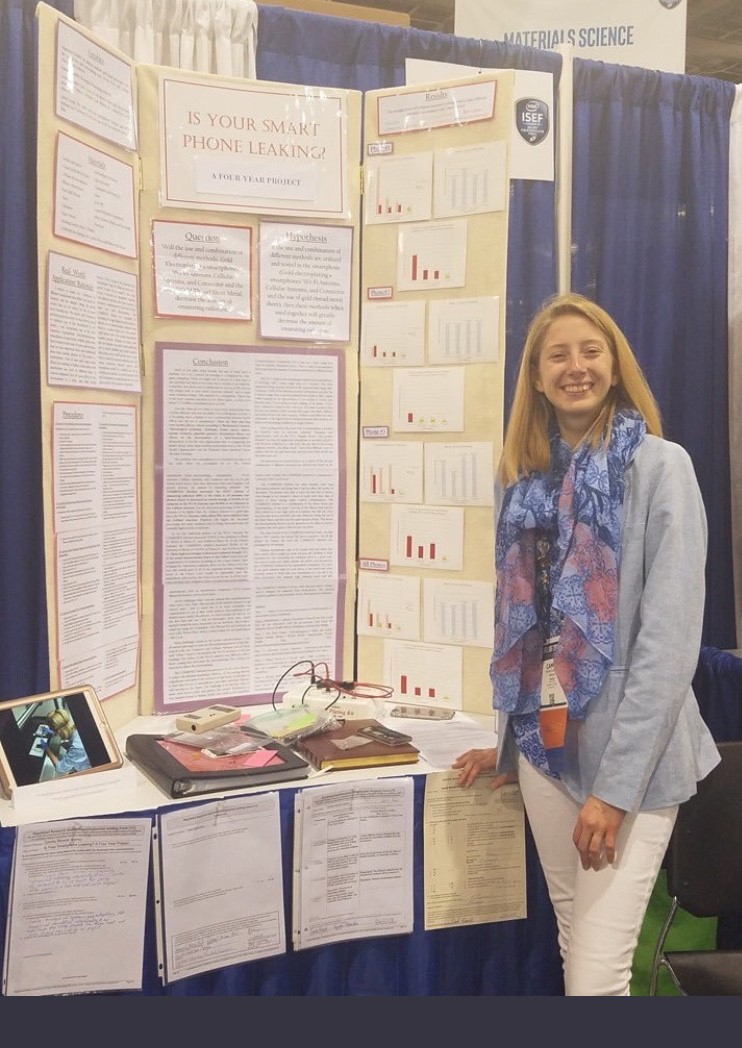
[0,0,73,704]
[571,61,736,647]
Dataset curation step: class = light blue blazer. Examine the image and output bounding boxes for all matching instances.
[496,435,720,812]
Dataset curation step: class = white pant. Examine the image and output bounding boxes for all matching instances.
[517,753,677,996]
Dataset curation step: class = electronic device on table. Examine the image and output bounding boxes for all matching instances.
[389,704,455,721]
[276,660,394,721]
[174,703,241,734]
[357,723,413,746]
[0,684,123,798]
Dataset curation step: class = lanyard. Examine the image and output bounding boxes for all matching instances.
[534,529,552,634]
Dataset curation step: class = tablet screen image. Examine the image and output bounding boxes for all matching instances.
[0,685,122,797]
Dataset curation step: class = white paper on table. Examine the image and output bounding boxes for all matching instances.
[154,792,285,983]
[292,778,414,950]
[2,817,151,996]
[381,713,497,770]
[423,772,526,930]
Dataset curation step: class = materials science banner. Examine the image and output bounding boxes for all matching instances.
[454,0,687,75]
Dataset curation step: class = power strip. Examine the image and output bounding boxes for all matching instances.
[282,684,382,721]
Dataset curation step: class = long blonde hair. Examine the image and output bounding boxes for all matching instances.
[47,708,75,741]
[499,292,662,484]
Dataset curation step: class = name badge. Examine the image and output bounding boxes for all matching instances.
[540,636,567,710]
[539,636,567,761]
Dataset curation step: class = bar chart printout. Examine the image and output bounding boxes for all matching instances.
[427,296,500,364]
[365,152,433,224]
[392,367,465,433]
[397,219,467,291]
[433,142,508,218]
[361,300,425,366]
[356,571,420,640]
[383,639,463,710]
[360,440,423,503]
[424,442,495,506]
[390,505,464,570]
[423,578,494,647]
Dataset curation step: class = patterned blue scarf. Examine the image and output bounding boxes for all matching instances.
[492,409,646,718]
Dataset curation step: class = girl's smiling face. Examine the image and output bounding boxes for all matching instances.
[534,314,619,445]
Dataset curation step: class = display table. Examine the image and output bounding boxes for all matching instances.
[0,711,563,996]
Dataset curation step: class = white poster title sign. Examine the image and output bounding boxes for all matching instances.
[377,80,496,135]
[160,76,349,218]
[455,0,687,75]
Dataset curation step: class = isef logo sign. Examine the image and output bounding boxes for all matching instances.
[515,98,549,145]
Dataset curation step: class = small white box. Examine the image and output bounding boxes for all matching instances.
[282,685,382,721]
[175,704,241,734]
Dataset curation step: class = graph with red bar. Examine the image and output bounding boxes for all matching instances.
[392,366,465,432]
[356,571,420,640]
[364,152,433,225]
[397,219,467,291]
[360,440,423,503]
[390,505,464,570]
[360,299,425,366]
[383,639,463,710]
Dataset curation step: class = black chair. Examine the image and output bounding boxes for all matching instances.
[649,740,742,995]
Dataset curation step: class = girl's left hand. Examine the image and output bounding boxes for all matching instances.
[452,747,516,790]
[573,795,626,871]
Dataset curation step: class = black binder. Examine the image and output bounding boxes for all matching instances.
[125,733,310,798]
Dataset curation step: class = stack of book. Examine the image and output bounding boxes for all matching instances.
[294,719,420,772]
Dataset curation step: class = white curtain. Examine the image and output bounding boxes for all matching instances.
[73,0,258,78]
[729,85,742,647]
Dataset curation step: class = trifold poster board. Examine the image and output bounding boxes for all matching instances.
[35,4,511,728]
